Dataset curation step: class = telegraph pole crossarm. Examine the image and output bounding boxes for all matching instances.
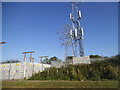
[0,42,6,45]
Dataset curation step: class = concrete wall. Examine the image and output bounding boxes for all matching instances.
[51,56,91,68]
[51,61,63,68]
[0,62,51,80]
[73,56,91,64]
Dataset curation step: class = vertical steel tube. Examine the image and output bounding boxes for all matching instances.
[24,53,26,78]
[30,53,32,62]
[8,61,11,79]
[41,58,43,71]
[32,58,34,73]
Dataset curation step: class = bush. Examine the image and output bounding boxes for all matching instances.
[28,55,119,81]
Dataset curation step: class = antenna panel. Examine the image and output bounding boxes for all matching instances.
[75,28,77,37]
[81,28,84,36]
[78,11,82,19]
[70,29,73,36]
[70,13,73,20]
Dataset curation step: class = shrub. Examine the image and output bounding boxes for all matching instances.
[28,55,119,81]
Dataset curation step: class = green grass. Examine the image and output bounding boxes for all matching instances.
[2,80,118,88]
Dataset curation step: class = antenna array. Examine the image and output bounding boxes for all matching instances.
[70,2,84,57]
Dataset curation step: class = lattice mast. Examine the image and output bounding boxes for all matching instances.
[70,2,84,57]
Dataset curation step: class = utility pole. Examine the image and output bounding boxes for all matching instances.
[70,2,84,57]
[0,42,6,79]
[29,51,35,73]
[29,51,35,62]
[39,57,42,63]
[8,60,11,79]
[39,57,43,71]
[22,51,35,77]
[39,56,48,71]
[22,52,27,78]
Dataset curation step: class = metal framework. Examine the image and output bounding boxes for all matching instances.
[22,51,35,62]
[70,2,84,57]
[39,56,48,71]
[22,51,35,77]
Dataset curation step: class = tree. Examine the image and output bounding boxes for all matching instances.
[43,56,61,64]
[49,56,59,62]
[2,60,20,63]
[89,55,101,58]
[43,58,50,64]
[66,56,73,60]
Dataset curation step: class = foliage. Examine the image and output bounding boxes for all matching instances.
[1,60,20,64]
[28,55,119,81]
[43,56,60,64]
[66,56,73,59]
[49,56,59,61]
[89,55,102,58]
[43,58,50,64]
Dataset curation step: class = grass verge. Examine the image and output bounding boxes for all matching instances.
[2,80,118,88]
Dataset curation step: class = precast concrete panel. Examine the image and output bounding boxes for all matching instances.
[1,62,51,80]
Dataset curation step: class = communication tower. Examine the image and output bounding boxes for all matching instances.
[70,2,84,57]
